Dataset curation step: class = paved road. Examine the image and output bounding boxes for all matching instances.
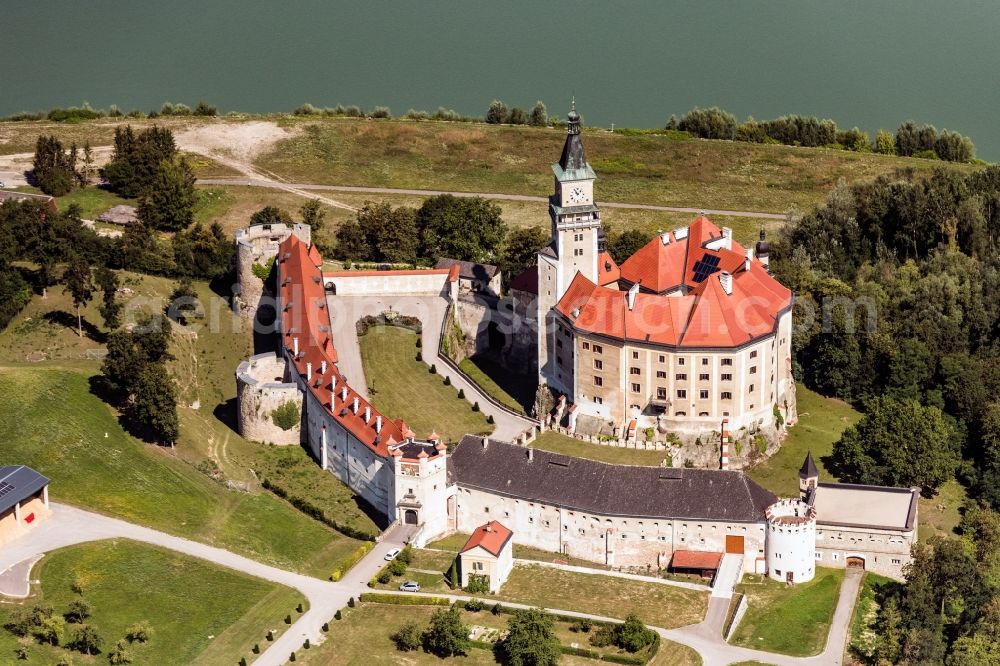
[326,292,535,440]
[199,177,788,220]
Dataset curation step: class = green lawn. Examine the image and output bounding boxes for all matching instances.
[295,601,695,666]
[427,533,609,570]
[747,385,861,496]
[496,565,708,629]
[255,117,978,215]
[917,478,968,543]
[54,186,132,219]
[360,325,492,443]
[531,430,671,467]
[0,539,304,665]
[0,365,359,578]
[458,354,532,414]
[729,568,845,656]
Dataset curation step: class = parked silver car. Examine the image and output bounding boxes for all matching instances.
[399,581,421,592]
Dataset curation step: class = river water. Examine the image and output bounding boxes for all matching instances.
[2,1,998,158]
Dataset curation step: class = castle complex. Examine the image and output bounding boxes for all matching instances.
[232,108,918,582]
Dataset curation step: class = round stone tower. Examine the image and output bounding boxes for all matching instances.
[236,352,303,445]
[234,222,312,317]
[764,498,817,584]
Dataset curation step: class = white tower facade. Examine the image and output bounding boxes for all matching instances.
[765,498,817,584]
[537,105,603,394]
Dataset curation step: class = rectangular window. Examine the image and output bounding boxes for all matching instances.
[658,355,665,363]
[656,371,666,378]
[721,373,732,381]
[721,358,733,366]
[749,384,755,393]
[676,373,687,381]
[677,389,687,399]
[595,396,603,404]
[594,359,603,370]
[594,376,603,387]
[701,357,709,365]
[699,373,709,381]
[699,390,709,399]
[632,351,639,360]
[582,341,590,351]
[750,366,757,374]
[721,392,732,400]
[593,345,602,354]
[631,383,641,393]
[678,358,686,366]
[630,367,640,375]
[657,387,667,399]
[750,350,757,358]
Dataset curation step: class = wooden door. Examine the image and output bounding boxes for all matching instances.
[725,535,744,554]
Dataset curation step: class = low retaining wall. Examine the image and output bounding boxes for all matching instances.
[323,269,452,296]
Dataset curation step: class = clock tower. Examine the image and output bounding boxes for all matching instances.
[536,104,603,393]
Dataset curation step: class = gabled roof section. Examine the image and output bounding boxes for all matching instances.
[278,234,426,458]
[597,251,621,287]
[450,436,776,522]
[0,465,48,514]
[461,520,513,557]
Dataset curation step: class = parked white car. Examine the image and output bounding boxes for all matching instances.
[384,547,401,561]
[399,581,420,592]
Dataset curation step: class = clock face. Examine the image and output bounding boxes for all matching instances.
[568,186,586,204]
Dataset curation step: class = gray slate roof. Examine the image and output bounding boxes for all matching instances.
[435,258,499,281]
[449,436,776,522]
[0,466,49,514]
[96,204,138,225]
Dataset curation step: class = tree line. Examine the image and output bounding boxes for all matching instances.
[666,107,976,162]
[772,165,1000,503]
[3,100,217,123]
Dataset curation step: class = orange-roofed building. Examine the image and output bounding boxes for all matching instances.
[515,105,796,437]
[459,521,514,592]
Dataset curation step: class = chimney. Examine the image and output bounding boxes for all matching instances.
[660,231,670,246]
[482,437,489,450]
[340,386,348,402]
[306,362,312,381]
[721,226,733,250]
[719,271,733,295]
[320,360,327,375]
[745,247,753,272]
[376,415,382,433]
[352,397,359,414]
[292,337,299,357]
[627,281,640,311]
[527,448,534,462]
[485,522,493,533]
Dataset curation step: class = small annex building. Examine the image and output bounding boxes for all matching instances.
[0,466,50,549]
[459,520,514,593]
[435,258,501,297]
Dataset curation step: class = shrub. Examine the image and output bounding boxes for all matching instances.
[322,623,329,632]
[68,625,103,655]
[486,100,508,124]
[416,351,422,361]
[398,544,413,565]
[388,558,407,576]
[472,401,480,412]
[253,643,260,653]
[193,101,217,116]
[266,630,274,641]
[390,622,423,651]
[124,620,152,643]
[773,403,784,428]
[65,600,92,624]
[270,401,300,431]
[335,610,342,620]
[360,593,450,606]
[463,598,486,612]
[487,414,495,424]
[457,388,465,399]
[570,619,593,633]
[108,639,133,664]
[285,614,292,624]
[348,597,356,608]
[589,624,615,648]
[294,103,320,116]
[443,375,451,386]
[491,603,503,615]
[370,106,391,119]
[251,257,274,280]
[378,570,393,584]
[289,652,296,662]
[446,560,459,589]
[464,575,490,595]
[430,364,437,374]
[303,638,310,649]
[616,614,656,653]
[296,603,304,613]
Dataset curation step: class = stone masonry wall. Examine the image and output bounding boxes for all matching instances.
[236,352,303,445]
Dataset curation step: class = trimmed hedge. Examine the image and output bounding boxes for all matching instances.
[360,593,450,606]
[261,478,378,541]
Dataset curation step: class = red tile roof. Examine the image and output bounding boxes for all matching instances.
[597,251,620,287]
[278,235,412,458]
[461,520,514,557]
[557,216,791,348]
[671,549,723,570]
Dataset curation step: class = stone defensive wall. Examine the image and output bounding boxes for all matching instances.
[322,267,458,297]
[236,351,303,445]
[235,223,312,315]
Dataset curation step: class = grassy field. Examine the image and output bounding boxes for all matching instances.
[294,601,698,666]
[458,354,531,414]
[359,325,492,443]
[531,430,671,467]
[917,478,968,542]
[426,532,608,570]
[497,565,707,629]
[747,385,861,496]
[730,568,845,656]
[255,118,978,214]
[0,539,303,665]
[53,186,132,219]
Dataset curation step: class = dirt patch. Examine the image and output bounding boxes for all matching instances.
[176,121,300,165]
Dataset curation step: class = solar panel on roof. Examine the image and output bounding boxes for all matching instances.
[0,481,14,498]
[691,255,721,283]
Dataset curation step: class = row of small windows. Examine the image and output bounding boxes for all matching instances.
[627,368,756,379]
